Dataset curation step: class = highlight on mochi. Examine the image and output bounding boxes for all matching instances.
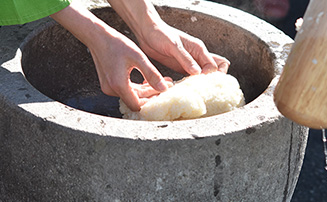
[119,71,245,121]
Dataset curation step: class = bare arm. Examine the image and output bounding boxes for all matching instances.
[50,2,170,111]
[50,0,229,111]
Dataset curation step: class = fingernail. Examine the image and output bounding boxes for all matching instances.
[156,79,168,91]
[190,64,201,75]
[218,63,229,73]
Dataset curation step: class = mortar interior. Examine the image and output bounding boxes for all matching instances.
[21,6,274,118]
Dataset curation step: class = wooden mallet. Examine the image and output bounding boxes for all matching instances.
[274,0,327,129]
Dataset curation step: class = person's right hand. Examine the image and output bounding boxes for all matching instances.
[107,0,230,75]
[136,22,230,75]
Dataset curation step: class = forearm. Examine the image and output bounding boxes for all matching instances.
[106,0,164,38]
[50,2,117,50]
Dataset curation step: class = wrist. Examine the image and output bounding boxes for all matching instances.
[107,0,165,39]
[51,3,115,50]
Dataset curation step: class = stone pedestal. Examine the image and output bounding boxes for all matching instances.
[0,0,307,201]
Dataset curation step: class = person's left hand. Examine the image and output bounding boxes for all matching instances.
[135,22,230,75]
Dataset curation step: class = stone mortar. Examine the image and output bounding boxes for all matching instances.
[0,0,308,201]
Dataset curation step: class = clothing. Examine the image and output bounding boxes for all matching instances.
[0,0,71,25]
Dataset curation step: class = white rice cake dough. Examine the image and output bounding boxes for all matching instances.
[119,71,245,121]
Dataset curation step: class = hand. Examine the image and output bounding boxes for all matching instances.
[137,23,230,75]
[89,28,173,111]
[52,1,230,112]
[107,0,230,75]
[51,3,172,111]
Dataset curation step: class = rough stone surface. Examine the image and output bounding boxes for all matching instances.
[0,0,308,201]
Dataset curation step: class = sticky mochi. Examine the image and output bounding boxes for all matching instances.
[119,71,245,121]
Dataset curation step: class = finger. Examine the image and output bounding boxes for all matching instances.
[179,32,230,74]
[143,76,173,84]
[163,79,174,87]
[170,43,202,75]
[134,56,169,93]
[211,53,230,74]
[140,80,174,89]
[122,83,165,111]
[138,95,160,106]
[176,33,218,74]
[163,76,174,83]
[100,78,143,111]
[116,81,143,111]
[133,79,174,98]
[218,62,229,74]
[105,78,153,111]
[100,69,138,111]
[186,40,220,74]
[138,97,150,107]
[197,54,218,74]
[131,83,162,98]
[118,58,169,111]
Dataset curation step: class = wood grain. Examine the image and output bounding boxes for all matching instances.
[274,0,327,129]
